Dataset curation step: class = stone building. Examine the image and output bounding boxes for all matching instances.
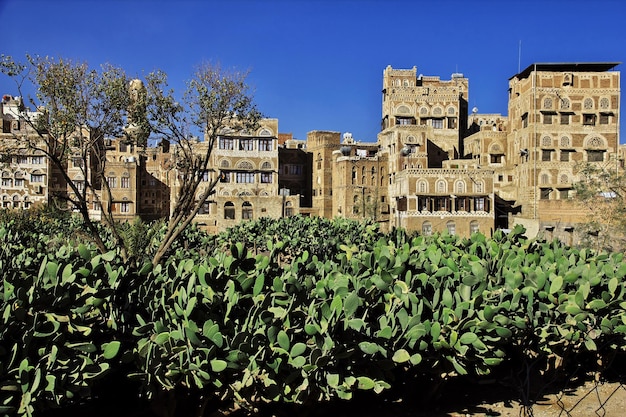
[0,95,59,210]
[173,119,301,234]
[501,62,620,242]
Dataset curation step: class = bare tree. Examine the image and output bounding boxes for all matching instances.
[144,62,261,265]
[0,54,137,258]
[572,162,626,252]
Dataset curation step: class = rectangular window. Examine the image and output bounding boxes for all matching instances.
[219,137,234,150]
[475,197,485,211]
[31,156,44,164]
[559,189,571,199]
[14,178,23,187]
[599,114,610,125]
[258,139,272,151]
[220,172,231,183]
[239,139,254,151]
[260,172,272,183]
[560,151,570,162]
[543,113,553,124]
[72,157,84,168]
[121,177,130,188]
[75,180,85,191]
[432,118,444,129]
[587,150,604,162]
[2,178,11,187]
[396,117,415,125]
[540,188,551,200]
[490,154,503,164]
[583,114,596,126]
[120,202,129,213]
[236,172,255,183]
[107,176,117,188]
[542,150,552,162]
[521,113,528,128]
[560,113,570,125]
[30,174,44,183]
[447,117,457,129]
[201,171,210,181]
[284,164,303,175]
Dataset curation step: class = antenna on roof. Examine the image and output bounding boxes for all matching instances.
[518,40,522,73]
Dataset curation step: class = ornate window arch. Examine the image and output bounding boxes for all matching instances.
[559,173,569,184]
[419,106,428,116]
[560,136,571,148]
[417,180,428,194]
[220,159,231,168]
[432,106,443,116]
[258,128,273,137]
[447,106,456,115]
[446,221,456,235]
[470,221,479,234]
[541,136,553,147]
[540,173,550,184]
[543,97,553,109]
[473,180,484,193]
[584,136,606,149]
[583,97,594,110]
[600,97,610,110]
[560,97,570,109]
[236,160,254,170]
[396,104,411,114]
[261,161,272,170]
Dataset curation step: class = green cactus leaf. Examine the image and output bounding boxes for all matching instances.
[459,332,478,345]
[357,376,375,390]
[343,291,360,317]
[277,330,290,351]
[290,342,306,358]
[210,360,228,372]
[102,341,121,359]
[392,349,411,363]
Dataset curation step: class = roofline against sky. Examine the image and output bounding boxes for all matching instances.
[511,62,622,80]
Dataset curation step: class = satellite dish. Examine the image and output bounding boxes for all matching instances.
[472,107,478,114]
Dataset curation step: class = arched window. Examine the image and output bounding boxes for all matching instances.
[541,173,549,184]
[560,136,571,148]
[446,221,456,235]
[470,221,479,234]
[422,221,432,236]
[284,201,293,217]
[543,97,553,109]
[583,98,594,110]
[455,180,466,194]
[417,180,427,194]
[242,201,253,219]
[261,161,272,170]
[436,180,446,193]
[542,136,552,147]
[600,97,610,109]
[560,98,570,109]
[224,202,235,219]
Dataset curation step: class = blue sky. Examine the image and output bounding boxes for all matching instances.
[1,0,625,142]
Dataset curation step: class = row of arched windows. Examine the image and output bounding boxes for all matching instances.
[421,220,480,236]
[543,96,612,110]
[416,179,485,194]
